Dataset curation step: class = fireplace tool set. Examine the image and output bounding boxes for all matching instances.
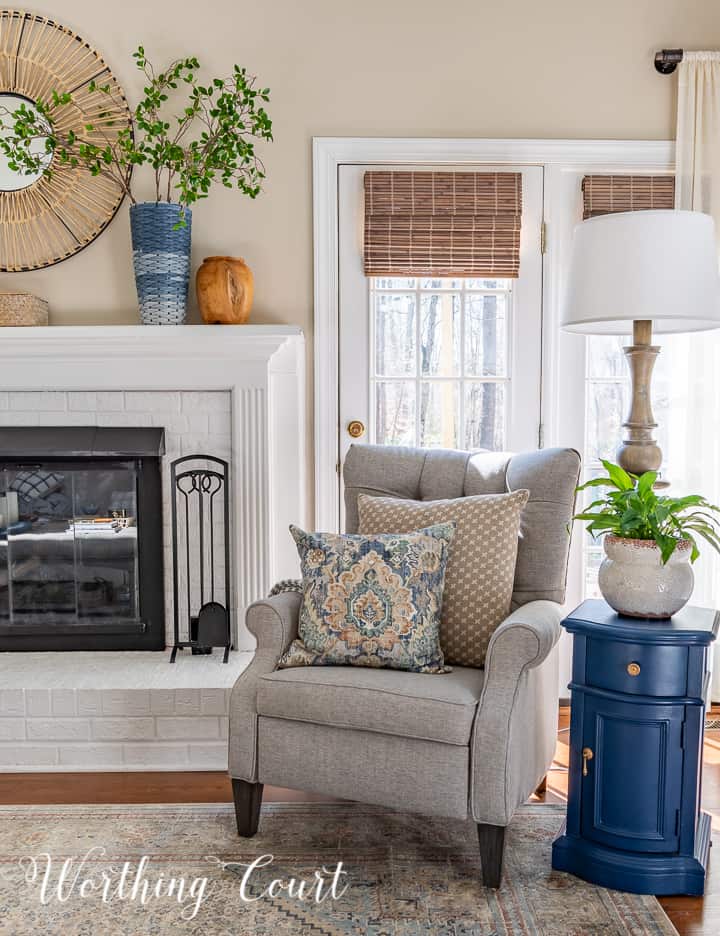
[170,454,231,663]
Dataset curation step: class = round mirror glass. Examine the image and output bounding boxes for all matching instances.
[0,93,53,192]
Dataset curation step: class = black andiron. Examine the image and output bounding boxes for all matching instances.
[170,454,231,662]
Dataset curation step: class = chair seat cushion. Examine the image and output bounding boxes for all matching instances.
[257,664,485,746]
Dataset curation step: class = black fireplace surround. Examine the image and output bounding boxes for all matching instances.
[0,427,165,651]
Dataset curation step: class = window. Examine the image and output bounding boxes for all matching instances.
[370,276,512,449]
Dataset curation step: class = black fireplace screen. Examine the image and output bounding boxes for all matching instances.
[0,428,164,651]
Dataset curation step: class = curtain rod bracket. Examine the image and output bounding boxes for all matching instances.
[655,49,683,74]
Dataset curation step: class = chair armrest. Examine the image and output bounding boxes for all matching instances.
[484,600,561,678]
[247,592,301,660]
[470,600,562,826]
[228,593,301,781]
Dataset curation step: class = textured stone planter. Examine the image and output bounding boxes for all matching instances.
[598,535,694,619]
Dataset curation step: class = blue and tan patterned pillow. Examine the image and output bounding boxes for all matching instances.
[277,522,456,674]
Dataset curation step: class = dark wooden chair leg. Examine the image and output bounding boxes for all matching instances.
[534,774,548,795]
[232,778,264,837]
[477,823,505,888]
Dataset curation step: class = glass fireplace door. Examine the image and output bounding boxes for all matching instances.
[0,461,141,635]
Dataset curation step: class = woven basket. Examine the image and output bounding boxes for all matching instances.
[130,202,192,325]
[0,293,49,326]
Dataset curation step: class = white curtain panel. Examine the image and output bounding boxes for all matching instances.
[675,51,720,699]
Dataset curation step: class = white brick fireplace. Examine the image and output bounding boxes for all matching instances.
[0,325,306,770]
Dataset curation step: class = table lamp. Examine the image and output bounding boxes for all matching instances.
[561,209,720,476]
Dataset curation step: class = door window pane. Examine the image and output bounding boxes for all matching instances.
[419,277,464,290]
[374,294,416,376]
[464,382,505,450]
[420,294,460,376]
[375,381,416,446]
[465,294,507,377]
[420,382,459,448]
[374,277,416,290]
[465,278,504,289]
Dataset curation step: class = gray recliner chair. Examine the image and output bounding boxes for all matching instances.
[228,445,580,887]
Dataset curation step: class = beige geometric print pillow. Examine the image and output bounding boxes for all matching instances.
[358,489,529,667]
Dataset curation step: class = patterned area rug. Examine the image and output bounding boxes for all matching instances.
[0,802,677,935]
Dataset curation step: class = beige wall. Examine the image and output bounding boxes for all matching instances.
[4,0,720,498]
[8,0,720,324]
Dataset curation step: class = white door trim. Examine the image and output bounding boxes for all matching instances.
[313,137,675,531]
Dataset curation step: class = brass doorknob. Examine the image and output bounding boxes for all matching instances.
[347,420,365,439]
[582,746,594,777]
[627,662,641,677]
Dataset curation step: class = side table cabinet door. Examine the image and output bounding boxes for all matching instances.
[580,695,684,853]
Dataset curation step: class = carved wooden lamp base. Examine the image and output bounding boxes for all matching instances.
[616,320,665,480]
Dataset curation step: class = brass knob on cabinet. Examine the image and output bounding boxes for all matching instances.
[627,662,641,677]
[347,420,366,439]
[582,747,594,777]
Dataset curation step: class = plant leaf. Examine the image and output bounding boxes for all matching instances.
[601,459,635,491]
[637,471,658,497]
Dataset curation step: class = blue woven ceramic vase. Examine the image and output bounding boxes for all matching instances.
[130,202,192,325]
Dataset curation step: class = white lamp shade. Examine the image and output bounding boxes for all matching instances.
[561,209,720,334]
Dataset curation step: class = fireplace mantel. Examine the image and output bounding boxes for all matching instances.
[0,323,303,374]
[0,325,306,651]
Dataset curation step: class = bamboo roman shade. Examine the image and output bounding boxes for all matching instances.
[363,171,523,278]
[581,175,675,219]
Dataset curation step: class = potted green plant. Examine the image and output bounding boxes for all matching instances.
[0,47,272,325]
[573,460,720,617]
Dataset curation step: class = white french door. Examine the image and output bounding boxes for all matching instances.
[337,163,545,522]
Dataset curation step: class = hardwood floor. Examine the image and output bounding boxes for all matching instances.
[1,706,718,934]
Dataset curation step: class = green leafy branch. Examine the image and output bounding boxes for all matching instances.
[0,46,273,223]
[0,89,135,199]
[572,459,720,564]
[130,47,272,210]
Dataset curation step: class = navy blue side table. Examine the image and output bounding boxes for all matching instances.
[552,598,718,895]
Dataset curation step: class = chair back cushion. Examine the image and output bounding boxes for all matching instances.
[358,489,528,666]
[344,445,581,608]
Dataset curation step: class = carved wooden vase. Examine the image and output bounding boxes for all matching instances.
[196,256,254,325]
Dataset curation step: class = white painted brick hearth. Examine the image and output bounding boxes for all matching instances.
[0,653,251,770]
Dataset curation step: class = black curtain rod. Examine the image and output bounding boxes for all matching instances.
[655,49,684,74]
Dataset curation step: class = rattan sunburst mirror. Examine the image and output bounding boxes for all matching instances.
[0,10,131,271]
